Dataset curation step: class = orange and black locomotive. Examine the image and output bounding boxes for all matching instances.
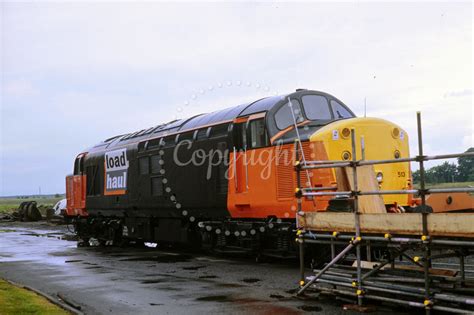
[66,89,411,254]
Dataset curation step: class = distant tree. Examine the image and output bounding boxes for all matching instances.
[412,170,420,183]
[433,162,458,183]
[414,162,457,184]
[457,147,474,182]
[54,193,61,198]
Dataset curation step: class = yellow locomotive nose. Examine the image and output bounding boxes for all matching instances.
[309,117,411,207]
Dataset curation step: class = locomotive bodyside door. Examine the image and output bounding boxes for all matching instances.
[232,119,249,194]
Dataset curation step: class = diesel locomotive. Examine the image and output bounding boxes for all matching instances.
[66,89,412,255]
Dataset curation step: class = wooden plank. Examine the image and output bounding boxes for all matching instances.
[395,265,458,277]
[428,213,474,237]
[335,167,350,192]
[344,166,386,214]
[300,212,474,237]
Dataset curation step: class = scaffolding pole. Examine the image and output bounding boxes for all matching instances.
[294,112,474,313]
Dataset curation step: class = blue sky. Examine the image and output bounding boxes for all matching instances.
[1,1,472,196]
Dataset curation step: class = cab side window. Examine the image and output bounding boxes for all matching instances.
[248,118,269,149]
[233,123,247,150]
[73,156,84,175]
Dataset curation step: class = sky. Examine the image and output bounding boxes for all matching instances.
[1,1,472,196]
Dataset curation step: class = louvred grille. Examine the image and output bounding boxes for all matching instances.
[276,142,313,199]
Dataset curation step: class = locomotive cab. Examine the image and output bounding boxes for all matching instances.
[265,92,356,145]
[264,90,411,210]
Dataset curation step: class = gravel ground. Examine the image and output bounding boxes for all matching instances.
[0,221,411,315]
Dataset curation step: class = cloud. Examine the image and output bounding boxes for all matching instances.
[1,1,472,195]
[444,89,473,98]
[2,79,38,97]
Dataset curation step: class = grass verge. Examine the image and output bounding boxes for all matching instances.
[0,279,69,314]
[0,197,63,214]
[413,181,474,189]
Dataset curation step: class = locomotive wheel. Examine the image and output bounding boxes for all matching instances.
[77,238,90,247]
[255,253,268,263]
[187,228,203,251]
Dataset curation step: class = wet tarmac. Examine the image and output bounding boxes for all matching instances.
[0,222,407,315]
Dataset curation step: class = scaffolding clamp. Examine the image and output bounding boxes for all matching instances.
[295,188,303,198]
[294,160,302,171]
[415,154,427,162]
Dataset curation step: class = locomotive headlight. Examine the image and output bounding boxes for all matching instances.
[341,128,351,139]
[376,172,384,183]
[392,127,400,139]
[342,151,352,161]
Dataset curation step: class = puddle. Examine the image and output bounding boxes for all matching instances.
[22,233,40,237]
[196,295,230,302]
[216,283,243,288]
[182,265,206,271]
[199,275,218,279]
[149,303,163,306]
[49,251,79,257]
[242,278,261,283]
[65,259,83,263]
[270,294,285,299]
[119,254,191,263]
[85,266,102,269]
[156,286,180,291]
[0,229,17,233]
[141,279,166,284]
[20,232,76,241]
[298,305,322,312]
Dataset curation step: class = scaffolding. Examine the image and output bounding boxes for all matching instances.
[294,112,474,314]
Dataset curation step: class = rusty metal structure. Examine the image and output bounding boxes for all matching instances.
[295,112,474,314]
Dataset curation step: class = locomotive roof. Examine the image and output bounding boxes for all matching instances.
[92,89,340,150]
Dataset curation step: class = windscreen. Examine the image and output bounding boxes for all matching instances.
[301,95,332,120]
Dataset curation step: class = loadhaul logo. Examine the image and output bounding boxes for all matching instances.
[104,148,128,195]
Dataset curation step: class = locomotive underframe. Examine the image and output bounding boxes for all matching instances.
[73,214,299,258]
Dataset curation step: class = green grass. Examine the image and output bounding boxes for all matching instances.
[0,196,64,214]
[0,279,69,314]
[413,181,474,189]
